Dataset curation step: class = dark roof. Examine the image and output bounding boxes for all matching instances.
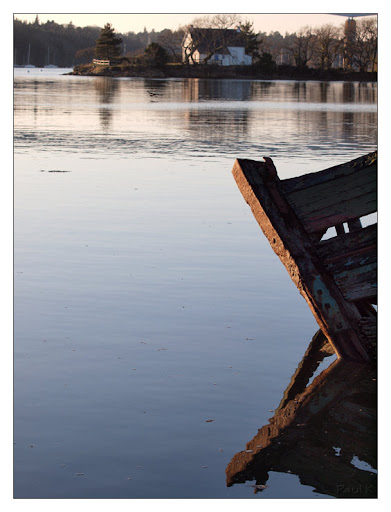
[187,27,247,53]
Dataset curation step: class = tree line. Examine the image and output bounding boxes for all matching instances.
[13,16,167,67]
[14,15,377,73]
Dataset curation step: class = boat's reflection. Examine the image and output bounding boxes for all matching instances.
[226,330,377,498]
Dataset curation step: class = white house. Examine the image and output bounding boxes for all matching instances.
[182,26,252,66]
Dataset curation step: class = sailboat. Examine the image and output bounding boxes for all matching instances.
[44,46,58,68]
[24,44,36,68]
[14,48,23,67]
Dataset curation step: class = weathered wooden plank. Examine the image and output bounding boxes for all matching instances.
[333,263,377,302]
[360,316,377,342]
[315,223,377,261]
[348,218,362,231]
[281,163,377,233]
[280,152,377,194]
[315,224,377,302]
[232,157,372,362]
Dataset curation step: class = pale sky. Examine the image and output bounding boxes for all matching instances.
[14,10,377,35]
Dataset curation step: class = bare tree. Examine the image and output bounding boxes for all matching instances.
[261,31,289,65]
[181,25,200,64]
[259,31,288,64]
[351,17,377,72]
[181,14,244,65]
[191,14,242,30]
[314,24,343,70]
[284,27,317,70]
[158,28,184,62]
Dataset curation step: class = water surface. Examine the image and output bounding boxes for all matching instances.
[14,68,377,499]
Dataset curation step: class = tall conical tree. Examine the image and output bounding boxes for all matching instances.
[94,23,122,61]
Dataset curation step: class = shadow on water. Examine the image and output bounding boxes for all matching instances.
[226,330,377,498]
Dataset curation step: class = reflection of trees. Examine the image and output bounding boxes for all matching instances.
[143,78,169,96]
[284,81,376,148]
[342,81,355,103]
[182,108,250,142]
[94,77,119,129]
[248,81,276,101]
[287,81,377,105]
[356,82,377,103]
[178,79,376,156]
[226,330,377,498]
[183,78,253,102]
[318,81,330,103]
[291,81,308,102]
[181,79,252,142]
[294,109,377,151]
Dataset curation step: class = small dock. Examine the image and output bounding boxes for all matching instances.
[232,152,377,362]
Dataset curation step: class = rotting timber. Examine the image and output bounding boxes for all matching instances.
[232,152,377,362]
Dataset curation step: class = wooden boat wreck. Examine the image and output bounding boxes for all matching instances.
[232,152,377,362]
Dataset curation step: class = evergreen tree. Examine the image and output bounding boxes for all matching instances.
[94,23,123,61]
[240,20,260,60]
[257,52,277,71]
[144,42,169,67]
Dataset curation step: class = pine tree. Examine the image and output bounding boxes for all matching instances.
[144,42,169,67]
[240,20,260,60]
[94,23,123,61]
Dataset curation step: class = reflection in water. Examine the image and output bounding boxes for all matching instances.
[13,69,378,499]
[183,108,250,142]
[293,81,309,102]
[143,78,169,95]
[14,74,377,162]
[183,78,253,102]
[181,79,253,142]
[318,82,330,103]
[226,331,377,498]
[94,77,119,129]
[343,82,355,103]
[249,81,277,101]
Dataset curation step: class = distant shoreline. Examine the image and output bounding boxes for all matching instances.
[68,63,377,82]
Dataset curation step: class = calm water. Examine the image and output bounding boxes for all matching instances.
[14,68,377,499]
